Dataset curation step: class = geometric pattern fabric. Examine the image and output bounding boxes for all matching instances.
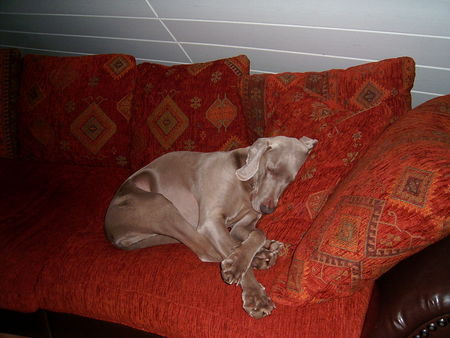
[273,95,450,306]
[240,57,423,307]
[391,166,434,208]
[240,57,416,248]
[130,55,251,170]
[352,81,386,110]
[70,101,117,154]
[17,54,136,167]
[103,55,134,80]
[241,57,415,143]
[147,95,189,150]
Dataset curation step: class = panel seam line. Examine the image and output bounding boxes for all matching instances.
[142,1,193,63]
[1,11,449,40]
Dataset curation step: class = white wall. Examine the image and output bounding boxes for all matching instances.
[1,0,449,107]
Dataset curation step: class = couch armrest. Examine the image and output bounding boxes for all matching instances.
[362,235,450,338]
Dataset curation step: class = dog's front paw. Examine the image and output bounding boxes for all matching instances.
[242,284,275,319]
[221,251,247,285]
[251,240,285,270]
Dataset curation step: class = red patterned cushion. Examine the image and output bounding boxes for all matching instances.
[240,57,415,245]
[0,49,21,158]
[242,57,415,141]
[18,54,137,167]
[273,95,450,305]
[130,55,250,169]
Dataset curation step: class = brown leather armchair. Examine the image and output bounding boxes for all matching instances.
[362,235,450,338]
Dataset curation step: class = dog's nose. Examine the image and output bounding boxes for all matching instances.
[260,199,275,214]
[260,204,275,214]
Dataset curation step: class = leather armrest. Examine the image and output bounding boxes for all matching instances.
[362,235,450,338]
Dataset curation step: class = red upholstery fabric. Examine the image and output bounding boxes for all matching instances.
[0,49,21,158]
[273,95,450,305]
[263,97,403,246]
[130,55,251,170]
[241,57,415,141]
[0,159,129,312]
[2,53,420,337]
[17,54,137,167]
[240,57,415,246]
[37,230,373,337]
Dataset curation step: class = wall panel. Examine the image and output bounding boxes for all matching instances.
[0,14,170,41]
[0,0,449,106]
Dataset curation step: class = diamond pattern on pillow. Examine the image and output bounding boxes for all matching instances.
[129,55,250,170]
[273,95,450,306]
[18,54,137,167]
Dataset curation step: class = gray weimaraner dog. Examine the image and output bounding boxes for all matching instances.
[105,136,318,319]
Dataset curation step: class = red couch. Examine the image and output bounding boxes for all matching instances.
[0,48,449,338]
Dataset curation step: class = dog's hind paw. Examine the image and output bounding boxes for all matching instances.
[242,284,275,319]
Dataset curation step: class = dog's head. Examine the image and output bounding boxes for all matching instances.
[236,136,318,214]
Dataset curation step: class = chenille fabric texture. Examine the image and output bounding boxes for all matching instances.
[18,54,137,167]
[130,55,250,170]
[0,49,21,158]
[273,95,450,306]
[34,181,372,337]
[240,57,415,246]
[0,158,129,312]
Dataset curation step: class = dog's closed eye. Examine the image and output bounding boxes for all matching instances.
[267,167,277,175]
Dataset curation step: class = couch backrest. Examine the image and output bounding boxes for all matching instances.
[7,51,252,169]
[3,50,416,185]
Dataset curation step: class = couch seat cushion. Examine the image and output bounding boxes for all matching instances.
[0,159,129,311]
[37,228,373,337]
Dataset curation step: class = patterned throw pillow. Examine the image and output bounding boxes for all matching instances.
[18,54,137,167]
[0,49,21,158]
[273,95,450,305]
[240,57,416,245]
[130,55,250,170]
[242,57,415,141]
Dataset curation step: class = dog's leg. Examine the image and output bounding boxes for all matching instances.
[106,189,222,263]
[111,233,180,250]
[240,269,275,319]
[229,221,284,270]
[196,215,275,318]
[197,217,240,259]
[221,228,266,284]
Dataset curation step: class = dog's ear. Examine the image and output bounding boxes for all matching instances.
[299,136,318,153]
[236,138,270,181]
